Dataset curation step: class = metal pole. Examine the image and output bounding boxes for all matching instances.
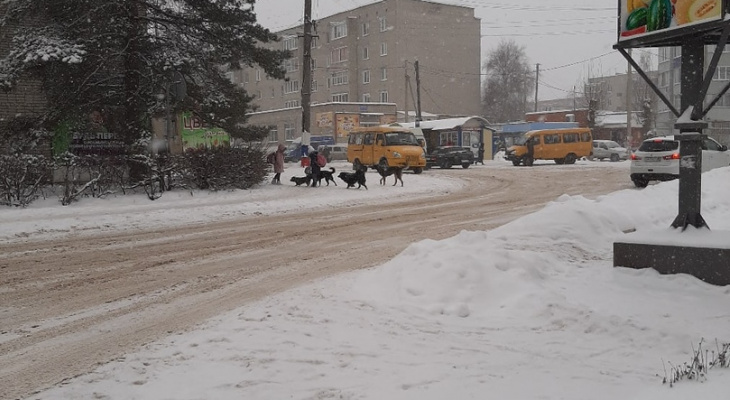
[534,63,540,112]
[626,49,632,147]
[415,60,422,126]
[671,37,707,230]
[301,0,312,136]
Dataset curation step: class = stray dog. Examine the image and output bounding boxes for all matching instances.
[376,164,404,187]
[290,175,311,186]
[316,167,337,186]
[338,166,368,190]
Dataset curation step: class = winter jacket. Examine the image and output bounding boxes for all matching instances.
[274,144,285,174]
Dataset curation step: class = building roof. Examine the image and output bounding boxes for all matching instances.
[396,116,490,130]
[595,112,642,128]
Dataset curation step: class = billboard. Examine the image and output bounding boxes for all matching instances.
[619,0,724,41]
[181,112,229,150]
[335,114,359,138]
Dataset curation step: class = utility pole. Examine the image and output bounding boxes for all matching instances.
[534,63,540,112]
[404,60,409,123]
[301,0,313,136]
[626,48,633,147]
[415,60,422,127]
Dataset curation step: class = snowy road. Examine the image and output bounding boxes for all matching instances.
[0,161,632,399]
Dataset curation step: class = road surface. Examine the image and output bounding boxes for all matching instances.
[0,163,632,399]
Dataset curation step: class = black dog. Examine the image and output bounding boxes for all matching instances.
[316,167,337,186]
[290,175,311,186]
[338,166,368,190]
[376,164,404,187]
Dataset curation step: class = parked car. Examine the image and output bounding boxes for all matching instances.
[630,136,730,188]
[319,144,348,162]
[590,140,629,161]
[425,146,474,169]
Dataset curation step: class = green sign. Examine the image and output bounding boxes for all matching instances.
[181,112,229,150]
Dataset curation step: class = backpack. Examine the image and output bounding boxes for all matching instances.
[266,152,276,164]
[316,153,327,168]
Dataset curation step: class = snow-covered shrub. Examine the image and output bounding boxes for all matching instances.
[54,152,127,205]
[179,146,267,190]
[0,153,51,207]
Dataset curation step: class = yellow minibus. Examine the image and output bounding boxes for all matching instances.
[505,128,593,166]
[347,126,426,173]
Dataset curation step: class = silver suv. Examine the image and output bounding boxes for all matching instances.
[590,140,629,161]
[630,136,730,188]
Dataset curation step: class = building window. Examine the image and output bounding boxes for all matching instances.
[362,46,369,60]
[270,87,275,98]
[311,36,318,48]
[381,67,387,81]
[284,80,300,93]
[255,90,261,99]
[362,93,371,102]
[243,72,249,84]
[332,93,349,102]
[284,123,295,140]
[330,71,348,86]
[379,17,387,32]
[331,22,347,40]
[283,36,298,50]
[255,69,262,81]
[268,126,278,142]
[716,66,730,80]
[380,42,387,56]
[284,100,300,108]
[362,70,370,84]
[331,46,348,63]
[379,90,388,102]
[362,22,370,36]
[311,58,317,70]
[311,80,318,92]
[284,58,299,73]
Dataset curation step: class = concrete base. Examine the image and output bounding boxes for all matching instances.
[614,242,730,286]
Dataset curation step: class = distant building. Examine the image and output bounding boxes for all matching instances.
[235,0,482,144]
[656,46,730,145]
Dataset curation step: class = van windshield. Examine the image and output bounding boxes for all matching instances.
[384,132,418,145]
[514,135,529,146]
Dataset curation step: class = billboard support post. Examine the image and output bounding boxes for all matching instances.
[613,0,730,284]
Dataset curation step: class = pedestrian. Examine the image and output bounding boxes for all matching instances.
[308,150,320,187]
[525,137,535,167]
[476,142,485,165]
[271,143,286,184]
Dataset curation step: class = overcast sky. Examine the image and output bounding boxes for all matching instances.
[255,0,635,102]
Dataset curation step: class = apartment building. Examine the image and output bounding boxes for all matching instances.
[237,0,481,144]
[656,46,730,145]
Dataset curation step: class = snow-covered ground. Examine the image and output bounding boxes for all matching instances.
[10,161,730,400]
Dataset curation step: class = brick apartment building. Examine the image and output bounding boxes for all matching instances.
[235,0,482,144]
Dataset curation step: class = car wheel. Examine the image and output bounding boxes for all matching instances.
[564,153,577,164]
[632,177,649,188]
[412,167,423,174]
[442,159,452,169]
[461,163,470,169]
[610,153,620,162]
[512,159,520,166]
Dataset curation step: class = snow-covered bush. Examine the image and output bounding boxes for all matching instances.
[0,153,51,207]
[179,146,267,190]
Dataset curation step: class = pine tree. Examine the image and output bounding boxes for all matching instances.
[0,0,289,145]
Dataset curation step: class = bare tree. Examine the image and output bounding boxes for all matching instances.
[581,65,610,129]
[481,40,534,123]
[633,52,656,137]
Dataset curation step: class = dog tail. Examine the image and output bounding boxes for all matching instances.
[330,167,335,173]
